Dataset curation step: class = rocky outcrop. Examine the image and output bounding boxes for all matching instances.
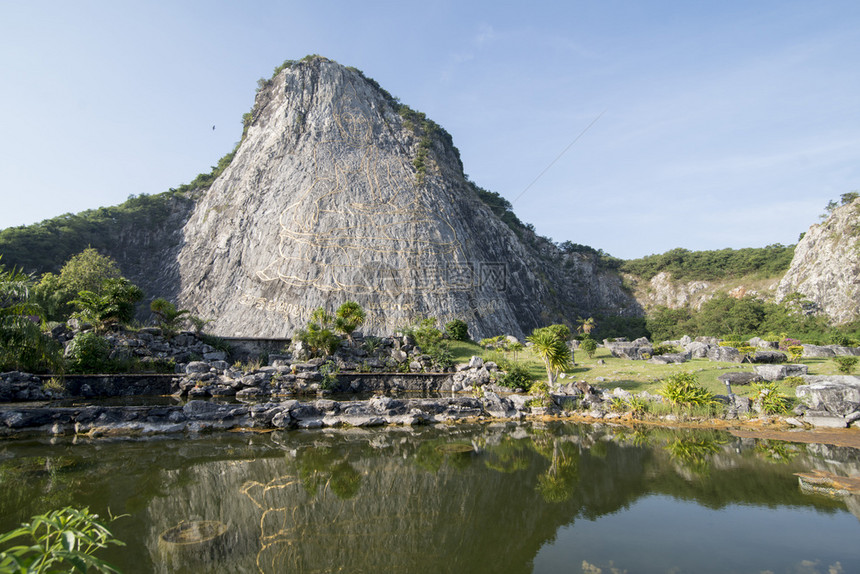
[777,198,860,324]
[795,375,860,428]
[173,57,639,339]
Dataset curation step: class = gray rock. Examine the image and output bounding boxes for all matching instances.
[801,344,836,358]
[752,351,787,364]
[685,341,711,358]
[648,352,689,364]
[605,341,652,360]
[830,345,860,356]
[796,376,860,417]
[185,361,210,374]
[717,372,762,386]
[776,197,860,324]
[753,364,808,381]
[707,346,743,363]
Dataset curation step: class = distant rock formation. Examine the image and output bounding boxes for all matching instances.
[777,198,860,324]
[174,57,639,338]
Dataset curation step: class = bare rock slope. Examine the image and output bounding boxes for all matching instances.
[777,198,860,324]
[175,58,638,338]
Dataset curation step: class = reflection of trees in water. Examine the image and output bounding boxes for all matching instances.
[535,439,580,503]
[755,439,800,464]
[663,435,725,478]
[296,446,363,500]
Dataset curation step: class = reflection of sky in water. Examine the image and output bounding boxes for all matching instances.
[534,494,859,574]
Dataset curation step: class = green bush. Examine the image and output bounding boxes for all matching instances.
[833,356,859,374]
[444,319,469,341]
[579,337,598,359]
[496,361,534,391]
[651,343,679,356]
[66,332,110,373]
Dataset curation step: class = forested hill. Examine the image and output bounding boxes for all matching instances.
[620,245,795,282]
[0,190,195,276]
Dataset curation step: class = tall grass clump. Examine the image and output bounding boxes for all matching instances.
[659,372,717,413]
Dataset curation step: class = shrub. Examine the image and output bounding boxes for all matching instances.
[0,506,124,573]
[750,382,792,415]
[651,343,679,356]
[66,332,110,373]
[444,319,469,341]
[295,307,341,357]
[150,298,189,335]
[579,337,598,359]
[496,361,534,391]
[659,372,716,409]
[787,346,804,362]
[319,359,340,390]
[833,356,859,374]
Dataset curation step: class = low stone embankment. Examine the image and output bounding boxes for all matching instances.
[0,393,538,437]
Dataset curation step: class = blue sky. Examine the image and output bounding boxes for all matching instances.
[2,1,859,259]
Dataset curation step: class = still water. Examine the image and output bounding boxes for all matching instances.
[1,422,858,573]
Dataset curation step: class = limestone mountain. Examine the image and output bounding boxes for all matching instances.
[173,57,639,338]
[777,197,860,324]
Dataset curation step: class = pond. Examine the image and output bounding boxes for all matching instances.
[1,422,858,573]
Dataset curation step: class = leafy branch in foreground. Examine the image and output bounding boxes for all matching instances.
[0,506,125,573]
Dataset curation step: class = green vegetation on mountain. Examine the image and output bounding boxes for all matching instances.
[621,244,795,282]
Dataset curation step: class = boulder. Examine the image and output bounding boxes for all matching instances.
[802,345,836,358]
[707,346,742,363]
[830,345,860,357]
[606,341,652,360]
[753,364,808,381]
[751,351,787,364]
[185,361,211,374]
[717,372,762,386]
[796,376,860,416]
[648,352,690,365]
[685,341,711,358]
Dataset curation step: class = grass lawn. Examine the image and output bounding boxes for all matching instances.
[449,339,845,403]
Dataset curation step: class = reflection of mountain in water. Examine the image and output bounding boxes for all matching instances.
[1,424,858,573]
[136,425,860,573]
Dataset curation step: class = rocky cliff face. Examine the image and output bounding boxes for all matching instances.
[174,58,639,338]
[777,198,860,324]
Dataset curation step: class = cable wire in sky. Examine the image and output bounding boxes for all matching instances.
[512,109,606,204]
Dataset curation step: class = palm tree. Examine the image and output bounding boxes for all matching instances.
[335,301,365,346]
[578,317,596,335]
[527,327,572,385]
[0,259,61,372]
